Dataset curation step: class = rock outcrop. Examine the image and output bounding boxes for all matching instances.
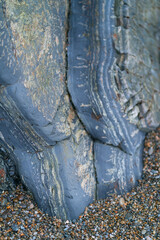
[0,0,159,220]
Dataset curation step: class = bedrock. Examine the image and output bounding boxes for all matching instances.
[0,0,159,220]
[68,0,147,200]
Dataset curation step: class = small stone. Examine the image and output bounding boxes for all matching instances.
[18,194,24,201]
[28,203,34,209]
[119,197,126,208]
[125,213,132,220]
[72,219,76,223]
[1,197,7,206]
[64,233,69,238]
[64,226,69,231]
[21,204,27,209]
[142,229,147,235]
[11,223,19,232]
[145,237,152,240]
[155,175,160,179]
[110,233,114,238]
[151,170,158,174]
[20,225,25,230]
[148,147,153,155]
[65,220,70,224]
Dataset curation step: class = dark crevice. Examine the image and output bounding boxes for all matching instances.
[64,0,91,136]
[0,143,20,189]
[93,143,98,200]
[64,0,98,199]
[95,139,132,156]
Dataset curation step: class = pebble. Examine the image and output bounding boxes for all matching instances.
[28,203,34,209]
[146,237,152,240]
[0,196,7,206]
[119,197,126,208]
[142,229,147,235]
[18,194,24,201]
[11,224,19,232]
[148,147,154,155]
[0,128,159,239]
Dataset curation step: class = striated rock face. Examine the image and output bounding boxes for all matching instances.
[0,0,159,219]
[112,0,160,130]
[0,0,95,220]
[68,0,146,200]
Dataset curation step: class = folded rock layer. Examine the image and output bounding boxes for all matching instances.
[0,0,159,220]
[68,0,159,200]
[0,0,95,220]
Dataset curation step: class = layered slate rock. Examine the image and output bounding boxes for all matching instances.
[94,142,144,198]
[0,0,95,220]
[112,0,160,130]
[68,0,159,198]
[0,0,159,220]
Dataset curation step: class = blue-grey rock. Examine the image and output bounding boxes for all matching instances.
[68,0,145,151]
[94,139,144,198]
[112,0,160,130]
[0,0,95,220]
[11,224,19,232]
[68,0,158,199]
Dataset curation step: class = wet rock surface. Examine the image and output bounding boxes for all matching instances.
[0,128,159,239]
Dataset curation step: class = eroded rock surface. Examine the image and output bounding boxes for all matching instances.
[0,0,95,220]
[112,0,160,130]
[0,0,159,219]
[68,0,147,199]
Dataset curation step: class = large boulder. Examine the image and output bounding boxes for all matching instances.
[0,0,159,220]
[68,0,159,199]
[0,0,95,220]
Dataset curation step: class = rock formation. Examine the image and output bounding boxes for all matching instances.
[0,0,159,220]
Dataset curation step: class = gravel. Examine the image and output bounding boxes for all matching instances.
[0,128,159,239]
